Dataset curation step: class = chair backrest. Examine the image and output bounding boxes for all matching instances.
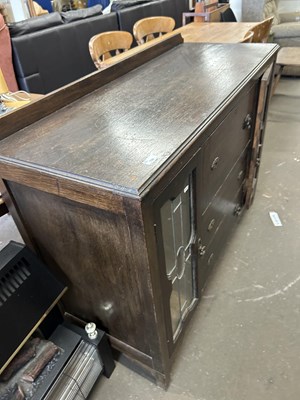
[220,7,237,22]
[133,16,175,45]
[89,30,133,69]
[240,30,254,43]
[250,16,274,43]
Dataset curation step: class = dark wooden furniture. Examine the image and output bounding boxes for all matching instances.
[0,37,278,387]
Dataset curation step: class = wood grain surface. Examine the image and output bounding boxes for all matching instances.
[177,22,259,43]
[98,22,259,68]
[0,34,182,141]
[0,43,278,197]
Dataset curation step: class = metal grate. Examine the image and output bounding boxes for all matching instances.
[0,258,31,306]
[44,340,103,400]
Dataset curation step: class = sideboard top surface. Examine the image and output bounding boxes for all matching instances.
[0,43,277,196]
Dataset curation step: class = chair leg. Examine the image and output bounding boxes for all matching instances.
[272,65,283,96]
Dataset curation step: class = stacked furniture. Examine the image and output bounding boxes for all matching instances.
[242,0,300,75]
[9,0,189,94]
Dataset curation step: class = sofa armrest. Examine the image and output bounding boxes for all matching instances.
[279,11,300,23]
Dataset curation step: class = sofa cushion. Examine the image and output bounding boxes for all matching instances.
[160,0,176,24]
[170,0,189,28]
[272,22,300,39]
[61,5,103,23]
[9,12,63,37]
[111,0,153,11]
[116,0,188,41]
[263,0,280,25]
[279,12,300,23]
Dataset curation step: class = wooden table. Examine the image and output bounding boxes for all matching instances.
[176,21,259,43]
[102,22,259,68]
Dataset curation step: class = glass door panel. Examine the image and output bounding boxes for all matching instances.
[160,176,196,340]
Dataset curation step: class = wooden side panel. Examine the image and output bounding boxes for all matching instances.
[0,162,126,214]
[245,63,274,207]
[7,181,159,365]
[0,179,35,249]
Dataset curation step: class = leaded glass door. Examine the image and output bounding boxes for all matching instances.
[158,174,197,342]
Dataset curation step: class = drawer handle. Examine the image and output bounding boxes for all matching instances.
[211,157,220,170]
[208,253,214,266]
[237,170,244,180]
[207,218,215,231]
[176,246,186,279]
[243,114,252,130]
[197,238,206,256]
[234,204,242,216]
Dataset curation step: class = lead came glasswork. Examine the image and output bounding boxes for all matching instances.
[160,176,196,340]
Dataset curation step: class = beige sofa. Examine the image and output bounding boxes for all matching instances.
[242,0,300,75]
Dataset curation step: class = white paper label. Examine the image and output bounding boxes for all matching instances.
[269,211,282,227]
[143,154,158,165]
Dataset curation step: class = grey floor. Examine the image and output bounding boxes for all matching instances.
[1,77,300,399]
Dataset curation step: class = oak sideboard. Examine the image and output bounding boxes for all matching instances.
[0,36,279,386]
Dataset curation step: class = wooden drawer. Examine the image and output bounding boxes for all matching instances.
[198,83,257,215]
[198,147,248,250]
[197,181,245,292]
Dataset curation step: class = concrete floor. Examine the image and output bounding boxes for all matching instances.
[1,77,300,399]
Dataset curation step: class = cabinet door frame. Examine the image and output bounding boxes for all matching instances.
[153,165,198,356]
[245,63,275,208]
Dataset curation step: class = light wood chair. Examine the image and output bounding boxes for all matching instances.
[249,16,274,43]
[89,31,133,69]
[133,16,175,46]
[33,1,48,16]
[240,31,254,43]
